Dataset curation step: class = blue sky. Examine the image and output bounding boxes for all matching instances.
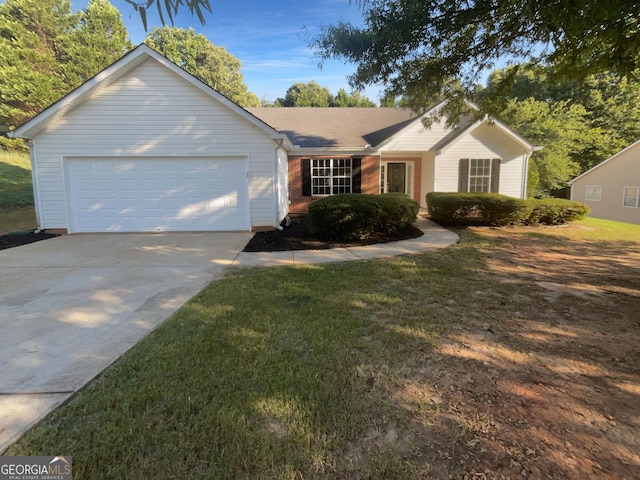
[73,0,381,103]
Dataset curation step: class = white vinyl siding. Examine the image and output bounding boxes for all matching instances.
[31,58,277,230]
[434,123,527,198]
[382,116,455,152]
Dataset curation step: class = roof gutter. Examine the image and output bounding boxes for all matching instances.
[291,146,378,156]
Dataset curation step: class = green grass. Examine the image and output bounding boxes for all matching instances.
[0,150,36,233]
[0,205,37,234]
[0,150,33,208]
[6,218,640,478]
[7,239,507,479]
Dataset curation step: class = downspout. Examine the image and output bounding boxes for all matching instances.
[273,139,284,230]
[27,139,43,233]
[522,152,530,199]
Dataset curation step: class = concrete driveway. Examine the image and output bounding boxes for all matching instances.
[0,232,251,453]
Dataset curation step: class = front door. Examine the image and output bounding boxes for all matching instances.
[387,162,406,193]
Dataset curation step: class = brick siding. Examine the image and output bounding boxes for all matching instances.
[288,155,381,214]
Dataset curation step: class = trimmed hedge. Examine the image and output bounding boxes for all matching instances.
[308,193,419,241]
[525,198,590,225]
[426,192,533,226]
[426,192,590,226]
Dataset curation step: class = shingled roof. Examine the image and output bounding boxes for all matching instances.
[245,107,417,148]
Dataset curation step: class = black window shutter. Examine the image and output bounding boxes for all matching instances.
[352,158,361,193]
[302,159,311,196]
[491,158,501,193]
[458,159,469,192]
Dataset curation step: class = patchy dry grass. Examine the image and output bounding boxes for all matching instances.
[0,205,36,234]
[7,218,640,479]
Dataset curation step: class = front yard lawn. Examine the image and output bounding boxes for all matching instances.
[0,150,33,208]
[0,150,37,235]
[7,218,640,479]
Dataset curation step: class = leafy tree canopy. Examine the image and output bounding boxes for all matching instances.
[0,0,131,148]
[476,64,640,195]
[313,0,640,120]
[274,81,376,107]
[331,88,376,107]
[61,0,133,86]
[144,26,260,107]
[275,81,332,107]
[499,98,589,196]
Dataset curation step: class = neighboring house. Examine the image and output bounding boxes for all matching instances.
[570,140,640,224]
[9,44,536,234]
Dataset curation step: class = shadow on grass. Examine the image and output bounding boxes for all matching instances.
[0,162,33,207]
[7,229,640,479]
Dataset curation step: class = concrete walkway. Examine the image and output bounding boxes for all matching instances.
[0,218,456,454]
[234,217,459,267]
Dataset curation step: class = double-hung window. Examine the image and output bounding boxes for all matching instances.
[312,158,352,195]
[623,186,640,208]
[468,158,492,193]
[585,185,602,202]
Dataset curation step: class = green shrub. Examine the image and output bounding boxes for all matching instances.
[308,193,419,241]
[526,198,590,225]
[426,192,533,226]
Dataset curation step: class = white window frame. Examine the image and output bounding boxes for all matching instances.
[622,186,640,208]
[585,185,602,202]
[468,158,492,193]
[311,158,352,196]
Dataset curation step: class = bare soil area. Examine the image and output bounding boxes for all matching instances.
[394,226,640,479]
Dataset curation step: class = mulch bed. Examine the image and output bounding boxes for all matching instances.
[243,214,424,252]
[0,231,60,251]
[0,215,424,252]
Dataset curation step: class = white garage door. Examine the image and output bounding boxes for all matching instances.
[65,157,250,233]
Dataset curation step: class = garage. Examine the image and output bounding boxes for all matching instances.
[65,157,250,233]
[9,45,291,233]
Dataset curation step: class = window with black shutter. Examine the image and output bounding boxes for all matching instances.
[301,158,361,196]
[459,158,501,193]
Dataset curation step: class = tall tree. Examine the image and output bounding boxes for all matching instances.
[0,0,132,150]
[61,0,132,86]
[313,0,640,120]
[480,64,640,172]
[274,82,377,107]
[276,81,332,107]
[144,26,260,107]
[0,0,78,129]
[331,88,376,107]
[499,98,595,196]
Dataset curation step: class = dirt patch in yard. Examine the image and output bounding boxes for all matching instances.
[377,226,640,479]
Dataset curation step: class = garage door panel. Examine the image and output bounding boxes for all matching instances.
[66,157,250,232]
